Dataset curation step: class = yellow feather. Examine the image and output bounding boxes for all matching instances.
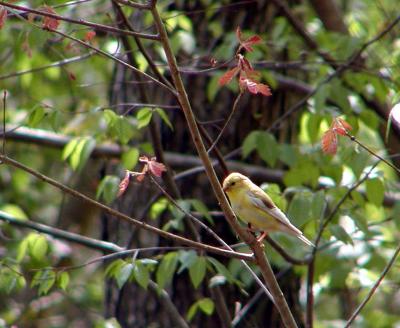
[223,172,314,247]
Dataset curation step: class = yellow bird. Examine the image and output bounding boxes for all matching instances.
[222,172,314,247]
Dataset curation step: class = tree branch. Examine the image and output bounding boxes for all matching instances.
[150,5,298,328]
[0,154,253,262]
[0,1,159,40]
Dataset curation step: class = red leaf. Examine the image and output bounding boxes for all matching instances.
[321,129,338,155]
[218,67,240,86]
[148,157,167,177]
[333,118,352,136]
[41,6,60,30]
[68,71,76,81]
[238,55,253,71]
[242,35,262,52]
[239,77,271,96]
[0,6,7,29]
[84,30,96,42]
[117,171,130,197]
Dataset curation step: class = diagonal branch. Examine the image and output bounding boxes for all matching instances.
[0,154,252,262]
[150,5,298,328]
[1,1,159,40]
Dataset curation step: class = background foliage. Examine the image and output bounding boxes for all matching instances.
[1,0,400,327]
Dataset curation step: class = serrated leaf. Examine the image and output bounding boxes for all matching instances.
[156,252,178,289]
[116,117,135,144]
[137,107,153,129]
[17,238,29,262]
[117,262,134,289]
[156,108,173,130]
[103,109,118,127]
[311,190,326,221]
[189,256,207,289]
[366,178,384,207]
[287,193,312,227]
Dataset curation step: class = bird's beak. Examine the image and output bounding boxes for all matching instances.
[222,185,229,193]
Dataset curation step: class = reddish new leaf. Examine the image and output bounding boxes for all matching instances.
[321,129,338,155]
[138,156,166,178]
[241,35,262,52]
[118,171,131,197]
[84,30,96,42]
[41,6,60,30]
[218,67,240,86]
[147,158,167,177]
[0,6,7,29]
[333,118,352,135]
[239,77,271,96]
[236,26,262,52]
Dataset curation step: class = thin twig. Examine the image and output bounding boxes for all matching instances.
[151,6,297,327]
[344,242,400,327]
[0,53,94,81]
[207,91,243,154]
[0,154,253,262]
[0,1,159,40]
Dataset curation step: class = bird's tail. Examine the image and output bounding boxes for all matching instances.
[298,234,315,247]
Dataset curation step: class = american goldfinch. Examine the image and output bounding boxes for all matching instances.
[222,172,314,247]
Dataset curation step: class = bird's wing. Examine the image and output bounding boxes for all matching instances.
[246,188,299,232]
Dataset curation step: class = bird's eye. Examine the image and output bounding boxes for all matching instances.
[231,182,236,186]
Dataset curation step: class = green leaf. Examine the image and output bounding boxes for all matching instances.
[311,190,326,221]
[62,137,80,161]
[71,137,96,171]
[256,132,278,167]
[279,144,298,167]
[287,193,312,227]
[96,175,120,204]
[150,198,169,220]
[330,224,353,245]
[29,234,48,261]
[28,107,46,127]
[31,269,56,295]
[115,117,135,144]
[57,272,70,291]
[189,256,207,289]
[121,148,140,170]
[0,205,28,221]
[207,257,235,284]
[103,109,118,127]
[187,298,215,321]
[242,131,260,158]
[155,108,173,130]
[156,252,178,289]
[189,199,212,223]
[197,298,215,315]
[17,238,29,262]
[105,259,125,278]
[133,261,149,290]
[117,262,134,289]
[178,250,198,274]
[366,178,385,207]
[137,107,153,129]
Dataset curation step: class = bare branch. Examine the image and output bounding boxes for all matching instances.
[0,1,159,40]
[0,154,253,262]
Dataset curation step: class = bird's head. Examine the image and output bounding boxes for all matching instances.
[222,172,249,193]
